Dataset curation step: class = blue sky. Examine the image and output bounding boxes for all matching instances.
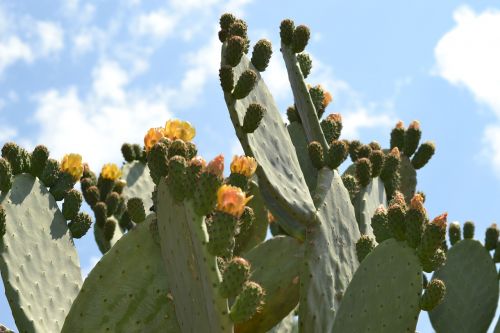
[1,0,500,331]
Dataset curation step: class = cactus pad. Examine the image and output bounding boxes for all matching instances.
[121,161,154,211]
[353,177,386,236]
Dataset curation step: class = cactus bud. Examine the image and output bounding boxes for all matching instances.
[292,25,310,53]
[357,145,372,160]
[419,213,447,261]
[390,121,405,152]
[206,154,224,177]
[121,143,136,162]
[0,158,12,192]
[219,65,234,93]
[147,142,169,185]
[297,52,312,78]
[2,142,31,175]
[321,113,342,143]
[405,194,427,248]
[185,142,197,160]
[348,140,361,162]
[356,235,376,262]
[485,223,499,251]
[50,172,76,201]
[242,103,265,133]
[355,157,372,187]
[411,141,435,170]
[226,36,245,67]
[420,279,446,311]
[133,144,146,161]
[193,155,224,216]
[105,192,120,216]
[369,150,385,178]
[388,203,406,241]
[421,248,447,272]
[167,155,188,202]
[308,141,324,169]
[448,222,461,246]
[127,197,146,224]
[186,156,205,199]
[40,158,60,188]
[103,218,116,241]
[229,281,265,323]
[220,257,251,298]
[168,139,188,159]
[369,141,382,151]
[207,211,238,257]
[219,13,236,31]
[404,120,421,157]
[251,39,272,72]
[341,174,359,202]
[286,105,300,123]
[463,221,475,239]
[112,179,126,195]
[308,84,330,119]
[380,147,401,182]
[68,212,92,239]
[93,202,108,228]
[280,19,295,45]
[83,185,100,208]
[326,140,348,170]
[62,189,83,221]
[0,205,5,238]
[119,210,133,231]
[239,206,255,231]
[30,145,49,178]
[372,205,391,243]
[228,19,248,40]
[233,70,257,99]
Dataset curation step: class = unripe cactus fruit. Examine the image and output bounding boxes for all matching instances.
[229,281,265,323]
[105,191,120,216]
[355,157,372,187]
[405,194,426,248]
[390,121,405,152]
[321,113,342,144]
[220,257,251,298]
[103,218,116,241]
[411,141,435,170]
[80,176,95,194]
[220,13,236,31]
[388,203,406,241]
[369,150,385,177]
[40,158,60,187]
[50,171,76,201]
[0,158,12,192]
[233,70,257,99]
[280,19,295,45]
[168,139,188,159]
[341,174,359,202]
[419,213,447,261]
[93,202,108,228]
[420,279,446,311]
[229,19,248,40]
[2,142,31,175]
[326,140,348,170]
[121,143,136,162]
[68,212,92,239]
[30,145,49,177]
[448,222,461,246]
[485,223,499,251]
[193,155,224,216]
[147,141,169,184]
[371,205,391,243]
[292,25,310,53]
[132,144,145,161]
[286,105,300,123]
[0,205,5,238]
[226,36,246,67]
[308,85,326,118]
[369,141,382,151]
[308,141,324,169]
[251,39,272,72]
[207,211,238,257]
[127,197,146,223]
[357,144,372,159]
[167,155,188,202]
[380,147,401,181]
[404,120,421,157]
[219,65,234,93]
[185,142,197,160]
[463,221,475,239]
[84,185,100,208]
[348,140,361,162]
[356,235,376,262]
[62,189,83,221]
[297,52,312,78]
[242,103,266,133]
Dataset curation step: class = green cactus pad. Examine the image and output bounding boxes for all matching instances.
[331,239,422,332]
[287,122,318,195]
[221,52,315,227]
[156,178,232,332]
[62,215,180,332]
[121,161,155,211]
[399,155,417,203]
[0,174,82,333]
[299,169,360,332]
[353,177,386,236]
[429,239,499,333]
[236,236,303,333]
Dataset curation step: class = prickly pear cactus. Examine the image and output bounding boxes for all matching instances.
[352,178,386,237]
[121,160,154,211]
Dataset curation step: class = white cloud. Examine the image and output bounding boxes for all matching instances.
[92,60,129,102]
[482,125,500,174]
[132,11,178,39]
[37,21,64,55]
[73,31,93,54]
[0,125,17,143]
[0,36,33,74]
[261,53,292,102]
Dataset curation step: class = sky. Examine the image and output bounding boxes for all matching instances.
[1,0,500,331]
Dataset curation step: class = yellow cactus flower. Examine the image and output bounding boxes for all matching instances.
[144,127,166,152]
[230,155,257,177]
[101,163,122,181]
[206,154,224,177]
[216,185,253,218]
[60,153,84,181]
[164,119,196,142]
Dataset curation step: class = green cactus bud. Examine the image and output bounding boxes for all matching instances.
[132,144,145,162]
[233,69,257,99]
[147,142,169,185]
[229,281,265,323]
[127,197,146,223]
[371,205,391,243]
[356,235,376,262]
[357,145,372,160]
[119,210,133,231]
[308,141,324,169]
[229,19,248,40]
[186,143,198,161]
[80,177,94,194]
[167,155,188,202]
[218,28,228,42]
[220,13,236,30]
[238,206,255,232]
[292,25,310,53]
[251,39,272,72]
[404,120,421,157]
[121,143,136,162]
[280,19,295,45]
[419,213,447,260]
[355,157,372,187]
[242,103,266,133]
[0,205,5,238]
[103,218,116,241]
[219,65,234,93]
[84,185,100,208]
[326,140,348,169]
[2,142,31,175]
[112,179,126,195]
[68,212,92,239]
[389,191,406,209]
[1,142,16,160]
[463,221,475,239]
[297,52,312,78]
[93,202,108,228]
[167,139,187,159]
[220,257,251,298]
[320,113,342,144]
[341,174,359,202]
[390,121,405,151]
[226,36,246,67]
[40,158,60,187]
[0,158,12,192]
[485,223,499,251]
[380,147,401,182]
[369,141,382,151]
[388,203,406,241]
[207,211,238,257]
[411,141,435,170]
[308,85,325,118]
[422,248,447,272]
[348,140,361,162]
[30,145,49,178]
[185,157,205,199]
[448,222,461,246]
[97,176,115,202]
[286,105,301,123]
[405,194,427,248]
[369,150,385,178]
[227,173,248,192]
[420,279,446,311]
[50,171,76,201]
[193,171,223,217]
[105,191,120,216]
[62,189,82,221]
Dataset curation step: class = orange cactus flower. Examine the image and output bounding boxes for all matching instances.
[216,185,253,218]
[60,153,84,181]
[164,119,196,142]
[101,163,122,181]
[144,127,166,152]
[206,154,224,177]
[230,155,257,177]
[322,90,333,108]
